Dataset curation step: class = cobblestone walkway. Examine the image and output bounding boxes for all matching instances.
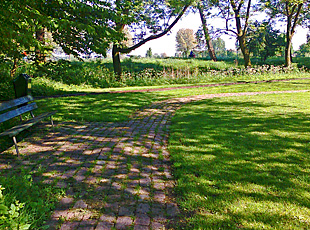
[1,90,308,230]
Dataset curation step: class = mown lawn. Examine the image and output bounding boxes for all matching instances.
[34,79,310,122]
[169,92,310,229]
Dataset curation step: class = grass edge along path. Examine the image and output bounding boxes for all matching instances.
[169,90,310,229]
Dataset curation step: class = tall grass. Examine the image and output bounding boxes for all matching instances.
[1,57,310,100]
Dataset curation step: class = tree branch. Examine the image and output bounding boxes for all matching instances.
[118,4,190,54]
[225,18,238,35]
[243,0,252,36]
[291,3,303,35]
[237,0,244,12]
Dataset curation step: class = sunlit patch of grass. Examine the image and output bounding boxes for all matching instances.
[169,92,310,229]
[31,79,310,123]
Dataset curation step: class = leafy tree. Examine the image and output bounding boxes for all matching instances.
[161,53,168,58]
[211,37,226,57]
[262,0,310,66]
[296,35,310,57]
[111,0,193,76]
[0,0,116,77]
[247,21,286,61]
[146,47,153,58]
[213,0,253,67]
[296,42,310,57]
[176,28,197,57]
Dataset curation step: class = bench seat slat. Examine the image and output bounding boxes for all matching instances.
[0,103,38,123]
[0,95,33,112]
[0,111,57,137]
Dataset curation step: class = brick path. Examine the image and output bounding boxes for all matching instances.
[0,90,308,230]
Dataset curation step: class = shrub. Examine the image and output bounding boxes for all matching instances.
[0,172,61,229]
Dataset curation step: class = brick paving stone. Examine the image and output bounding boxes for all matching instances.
[59,197,74,208]
[153,192,166,203]
[134,225,149,230]
[74,200,88,209]
[115,216,133,229]
[134,214,151,226]
[78,220,97,229]
[95,222,113,230]
[59,222,80,230]
[119,206,135,216]
[104,203,119,213]
[151,222,165,230]
[136,203,150,214]
[99,213,116,223]
[62,210,81,220]
[166,203,180,217]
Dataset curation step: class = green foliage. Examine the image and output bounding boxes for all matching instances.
[247,22,286,61]
[0,59,17,100]
[0,186,30,230]
[1,58,309,99]
[0,172,61,229]
[0,0,116,62]
[296,41,310,57]
[211,38,226,57]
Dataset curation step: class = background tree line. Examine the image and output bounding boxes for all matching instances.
[0,0,309,79]
[175,0,310,67]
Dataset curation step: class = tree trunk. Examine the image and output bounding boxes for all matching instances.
[35,28,46,64]
[112,44,122,78]
[285,11,293,67]
[284,3,302,67]
[198,2,217,61]
[10,57,19,78]
[230,0,252,67]
[285,36,292,67]
[239,36,251,67]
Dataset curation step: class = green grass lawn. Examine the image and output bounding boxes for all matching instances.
[169,92,310,229]
[34,79,310,122]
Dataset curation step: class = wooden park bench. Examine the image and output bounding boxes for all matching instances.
[0,95,57,156]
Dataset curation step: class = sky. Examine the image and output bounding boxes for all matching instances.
[130,12,309,57]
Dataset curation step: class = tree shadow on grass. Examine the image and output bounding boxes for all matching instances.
[169,97,310,229]
[35,92,170,123]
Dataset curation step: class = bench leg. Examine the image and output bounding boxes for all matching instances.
[12,136,20,157]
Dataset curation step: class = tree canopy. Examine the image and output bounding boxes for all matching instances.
[0,0,118,76]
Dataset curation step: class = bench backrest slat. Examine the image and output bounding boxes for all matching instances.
[0,102,38,123]
[0,95,34,112]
